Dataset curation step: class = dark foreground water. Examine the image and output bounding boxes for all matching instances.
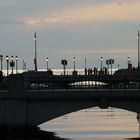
[1,107,140,140]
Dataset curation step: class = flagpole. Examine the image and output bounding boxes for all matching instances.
[138,30,140,69]
[34,32,37,72]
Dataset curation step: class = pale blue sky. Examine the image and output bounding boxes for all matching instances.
[0,0,140,70]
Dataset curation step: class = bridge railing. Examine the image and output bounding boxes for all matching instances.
[23,74,140,91]
[4,69,140,92]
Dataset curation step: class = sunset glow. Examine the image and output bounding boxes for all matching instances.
[24,1,140,27]
[0,0,140,69]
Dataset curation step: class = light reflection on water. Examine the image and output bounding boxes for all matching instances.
[40,107,139,140]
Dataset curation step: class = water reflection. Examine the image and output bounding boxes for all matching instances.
[41,107,140,140]
[137,114,140,138]
[0,127,68,140]
[0,108,139,140]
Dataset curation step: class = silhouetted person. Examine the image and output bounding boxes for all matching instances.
[94,67,97,75]
[85,68,87,76]
[104,67,107,75]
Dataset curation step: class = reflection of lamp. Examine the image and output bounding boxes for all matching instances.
[15,56,18,74]
[0,55,3,72]
[46,57,49,71]
[6,55,9,76]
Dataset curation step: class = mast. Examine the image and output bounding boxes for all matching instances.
[34,32,37,72]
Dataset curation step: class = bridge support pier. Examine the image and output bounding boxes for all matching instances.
[0,99,31,133]
[98,98,109,109]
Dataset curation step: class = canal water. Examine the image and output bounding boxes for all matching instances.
[1,107,139,139]
[40,107,140,140]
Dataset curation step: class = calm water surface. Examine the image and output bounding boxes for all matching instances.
[40,107,140,140]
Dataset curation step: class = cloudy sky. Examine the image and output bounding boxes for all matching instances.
[0,0,140,70]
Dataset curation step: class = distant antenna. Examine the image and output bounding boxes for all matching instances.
[85,58,87,69]
[22,60,26,72]
[34,32,37,72]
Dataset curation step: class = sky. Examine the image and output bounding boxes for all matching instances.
[0,0,140,70]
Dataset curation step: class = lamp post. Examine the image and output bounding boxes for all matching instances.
[10,56,14,74]
[106,59,109,74]
[0,55,3,72]
[110,59,114,75]
[61,59,67,75]
[101,57,103,70]
[127,56,130,65]
[46,57,49,71]
[6,56,9,76]
[34,32,37,72]
[15,56,18,74]
[85,57,87,76]
[73,57,76,71]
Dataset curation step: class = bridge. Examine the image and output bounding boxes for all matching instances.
[0,89,140,130]
[7,69,140,91]
[0,69,140,131]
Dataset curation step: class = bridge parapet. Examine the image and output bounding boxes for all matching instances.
[7,71,140,92]
[8,74,25,93]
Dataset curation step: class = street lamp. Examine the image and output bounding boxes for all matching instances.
[110,59,114,75]
[6,56,9,76]
[15,56,18,74]
[34,32,37,72]
[10,56,15,74]
[127,56,130,65]
[0,55,3,72]
[61,59,67,75]
[85,57,87,76]
[73,57,76,71]
[106,59,110,74]
[101,57,103,70]
[46,57,49,71]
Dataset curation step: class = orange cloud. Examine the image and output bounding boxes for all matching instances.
[24,1,140,27]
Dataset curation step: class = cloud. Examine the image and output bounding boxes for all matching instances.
[0,19,24,26]
[23,1,140,27]
[47,47,136,58]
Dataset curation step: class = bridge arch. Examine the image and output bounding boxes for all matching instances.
[2,89,140,129]
[27,99,140,126]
